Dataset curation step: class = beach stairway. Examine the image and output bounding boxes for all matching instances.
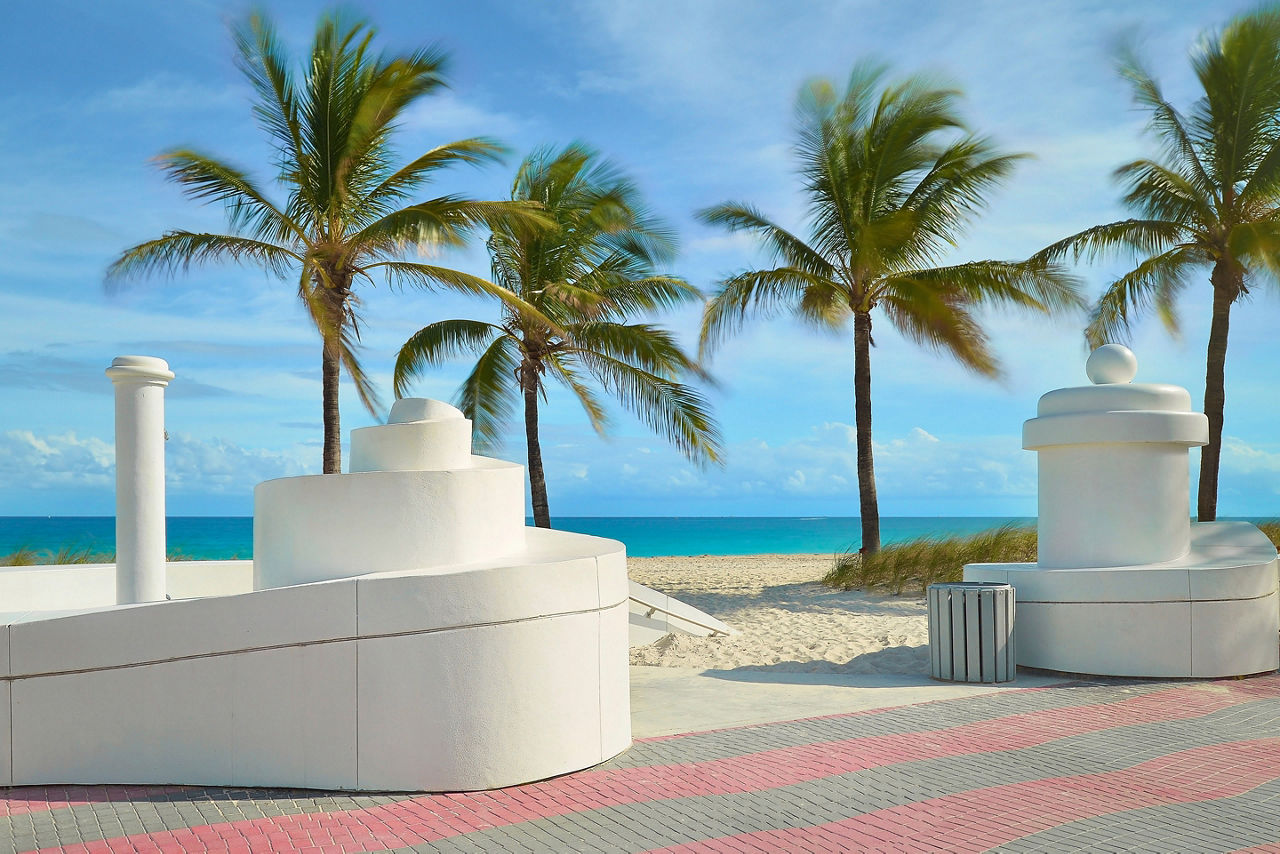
[629,580,734,646]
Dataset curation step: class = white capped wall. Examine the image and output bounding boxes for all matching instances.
[1,530,631,791]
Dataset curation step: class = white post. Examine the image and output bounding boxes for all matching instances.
[105,355,174,604]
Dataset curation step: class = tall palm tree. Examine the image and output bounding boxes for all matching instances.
[394,143,722,527]
[108,11,548,473]
[698,64,1081,554]
[1034,7,1280,521]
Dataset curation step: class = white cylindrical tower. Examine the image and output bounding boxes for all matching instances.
[1024,345,1208,568]
[254,398,526,590]
[105,355,174,604]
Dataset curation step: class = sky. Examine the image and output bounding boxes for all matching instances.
[2,0,1278,519]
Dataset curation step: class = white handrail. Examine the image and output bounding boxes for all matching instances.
[628,580,734,637]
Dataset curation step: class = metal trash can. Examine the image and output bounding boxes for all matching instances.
[928,582,1015,683]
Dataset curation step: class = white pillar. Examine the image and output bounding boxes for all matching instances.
[106,355,174,604]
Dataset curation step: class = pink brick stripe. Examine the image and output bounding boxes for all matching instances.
[18,680,1265,854]
[649,738,1280,853]
[1231,846,1280,853]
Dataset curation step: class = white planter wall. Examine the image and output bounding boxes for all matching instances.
[965,344,1279,678]
[1,529,630,791]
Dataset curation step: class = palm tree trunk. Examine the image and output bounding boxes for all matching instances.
[322,337,342,474]
[524,380,551,528]
[1197,262,1238,521]
[853,310,881,554]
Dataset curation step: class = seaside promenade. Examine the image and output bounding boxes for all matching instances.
[5,672,1280,853]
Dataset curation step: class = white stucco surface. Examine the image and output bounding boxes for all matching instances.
[966,347,1280,679]
[252,462,527,589]
[2,398,634,791]
[1024,366,1208,569]
[2,530,630,790]
[106,355,173,605]
[967,522,1279,677]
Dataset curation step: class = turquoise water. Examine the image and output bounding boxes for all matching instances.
[0,515,1042,559]
[5,515,1275,559]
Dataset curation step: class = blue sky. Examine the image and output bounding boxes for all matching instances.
[2,0,1278,518]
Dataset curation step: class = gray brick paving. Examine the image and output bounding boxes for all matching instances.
[3,678,1279,853]
[415,690,1280,854]
[0,789,413,849]
[990,775,1280,853]
[601,678,1127,768]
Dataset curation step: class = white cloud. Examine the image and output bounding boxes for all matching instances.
[533,420,1032,514]
[0,430,114,489]
[89,73,239,114]
[401,91,531,140]
[0,430,315,499]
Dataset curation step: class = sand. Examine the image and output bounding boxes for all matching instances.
[628,553,931,674]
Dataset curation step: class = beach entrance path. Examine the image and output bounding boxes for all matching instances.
[4,672,1280,852]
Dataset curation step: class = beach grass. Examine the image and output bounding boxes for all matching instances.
[0,547,200,566]
[826,525,1037,595]
[827,520,1280,596]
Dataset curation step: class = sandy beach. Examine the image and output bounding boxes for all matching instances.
[628,553,930,674]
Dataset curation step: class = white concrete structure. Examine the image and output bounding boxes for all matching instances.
[105,355,173,604]
[0,387,634,791]
[965,345,1279,678]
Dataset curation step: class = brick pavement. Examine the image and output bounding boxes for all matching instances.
[4,674,1280,853]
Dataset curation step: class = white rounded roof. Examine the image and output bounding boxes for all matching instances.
[388,398,465,424]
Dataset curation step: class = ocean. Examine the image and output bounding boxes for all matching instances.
[0,515,1039,560]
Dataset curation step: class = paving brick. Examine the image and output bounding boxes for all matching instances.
[6,675,1280,853]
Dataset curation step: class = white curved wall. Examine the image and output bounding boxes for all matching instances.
[349,420,473,472]
[253,461,526,589]
[1036,444,1193,568]
[966,522,1280,678]
[1,529,630,791]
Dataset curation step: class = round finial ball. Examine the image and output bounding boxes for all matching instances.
[1085,344,1138,384]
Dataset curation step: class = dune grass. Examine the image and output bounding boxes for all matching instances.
[825,525,1037,596]
[0,545,116,565]
[0,546,202,566]
[827,520,1280,597]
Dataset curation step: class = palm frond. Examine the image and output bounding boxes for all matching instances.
[1114,159,1217,226]
[1032,219,1188,264]
[696,203,834,277]
[393,319,506,398]
[457,335,521,452]
[699,267,843,358]
[883,259,1084,315]
[879,285,999,377]
[361,138,508,209]
[1085,246,1205,346]
[1191,7,1280,187]
[565,322,701,380]
[577,351,723,466]
[591,274,703,316]
[544,353,611,436]
[351,197,548,249]
[233,12,304,170]
[1228,219,1280,280]
[342,46,450,180]
[1117,46,1215,195]
[154,150,302,244]
[107,232,301,286]
[368,260,563,333]
[336,323,383,419]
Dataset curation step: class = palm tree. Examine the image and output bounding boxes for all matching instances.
[108,11,548,473]
[698,63,1081,554]
[1034,7,1280,522]
[394,143,722,527]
